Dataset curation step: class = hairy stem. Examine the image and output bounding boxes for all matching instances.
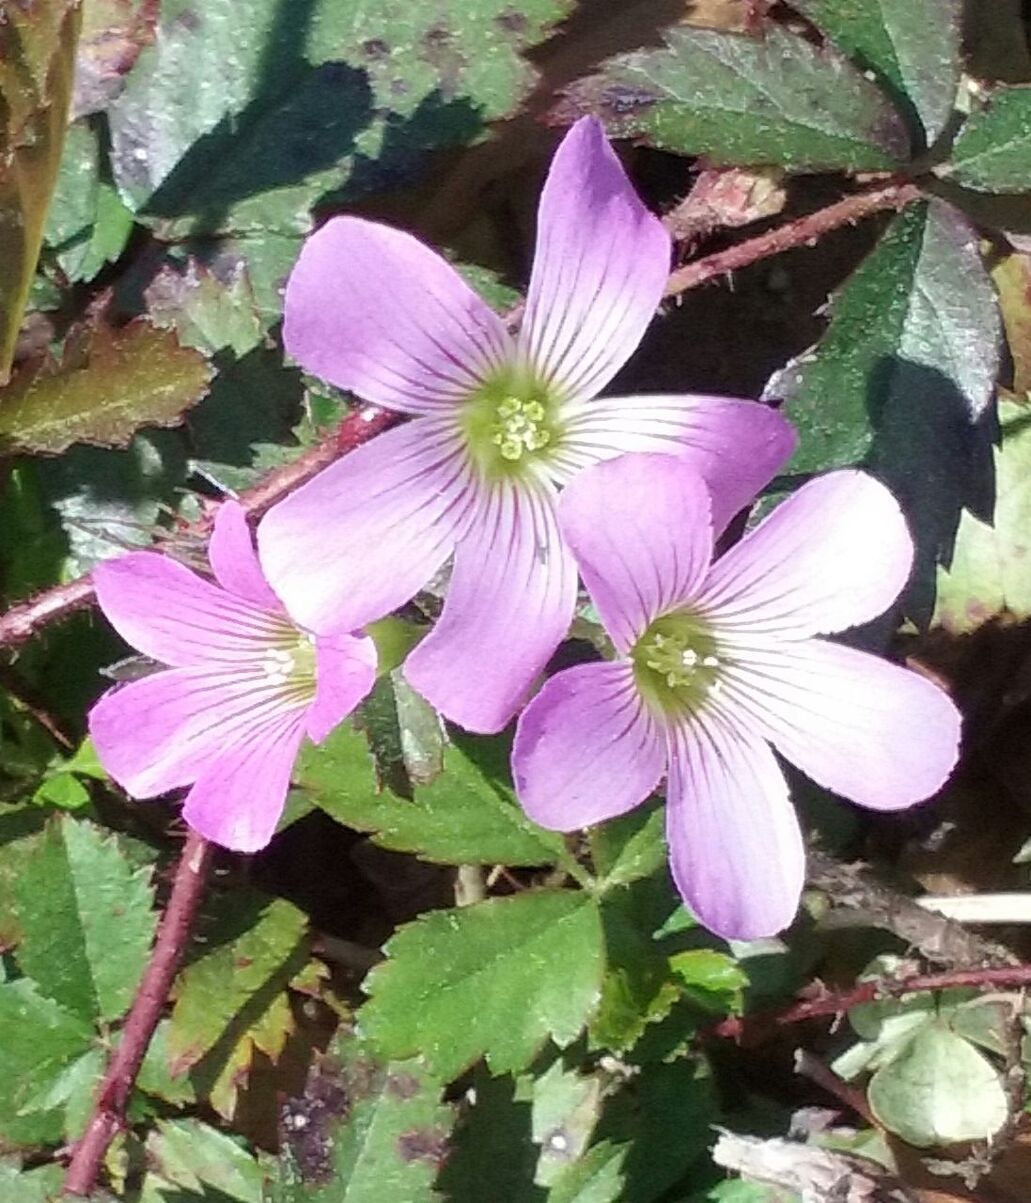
[665,180,922,297]
[709,963,1031,1044]
[63,831,215,1196]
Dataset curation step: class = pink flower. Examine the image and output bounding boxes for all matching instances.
[512,454,962,940]
[257,117,796,734]
[89,502,376,851]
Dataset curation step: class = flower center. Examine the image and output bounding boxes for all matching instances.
[631,611,721,716]
[461,371,563,478]
[259,629,317,702]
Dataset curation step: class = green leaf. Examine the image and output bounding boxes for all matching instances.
[109,0,574,237]
[0,0,81,382]
[437,1070,543,1203]
[531,1063,604,1188]
[15,814,156,1024]
[668,950,748,1012]
[143,1117,267,1202]
[766,200,1001,620]
[933,397,1031,631]
[360,890,605,1081]
[355,671,444,792]
[0,804,47,948]
[947,85,1031,194]
[0,319,214,456]
[275,1038,453,1203]
[547,1141,626,1203]
[559,23,909,173]
[0,1162,64,1202]
[144,257,266,358]
[297,723,568,868]
[867,1021,1008,1147]
[590,802,666,889]
[792,0,961,145]
[0,978,93,1145]
[167,893,310,1116]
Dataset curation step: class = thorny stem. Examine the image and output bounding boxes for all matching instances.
[708,964,1031,1044]
[63,831,215,1196]
[664,180,923,298]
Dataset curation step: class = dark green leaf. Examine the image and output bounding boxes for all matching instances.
[275,1037,453,1203]
[547,1141,626,1203]
[590,802,666,889]
[360,890,605,1081]
[559,23,909,173]
[297,723,568,867]
[109,0,575,237]
[766,200,1001,621]
[15,814,156,1024]
[947,85,1031,194]
[354,671,444,792]
[0,319,214,456]
[792,0,961,145]
[531,1062,604,1188]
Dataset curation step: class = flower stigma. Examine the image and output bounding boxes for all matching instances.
[461,370,564,477]
[259,626,317,702]
[631,611,722,716]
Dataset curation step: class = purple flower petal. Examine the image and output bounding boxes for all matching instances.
[283,216,513,414]
[512,660,666,829]
[93,553,288,668]
[722,638,961,810]
[559,394,797,534]
[404,476,577,733]
[182,715,307,851]
[89,666,306,797]
[665,713,804,940]
[698,470,913,637]
[306,631,377,743]
[558,453,713,652]
[258,418,478,634]
[520,117,670,406]
[208,500,283,611]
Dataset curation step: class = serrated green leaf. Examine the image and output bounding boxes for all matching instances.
[0,977,93,1145]
[590,802,666,890]
[766,199,1001,620]
[0,319,214,456]
[360,890,605,1081]
[144,1117,266,1202]
[947,85,1031,194]
[933,397,1031,631]
[0,804,47,947]
[560,23,909,173]
[867,1021,1008,1147]
[109,0,574,237]
[355,670,444,792]
[0,0,81,382]
[22,1044,103,1141]
[668,950,748,1011]
[275,1038,453,1203]
[145,257,265,358]
[168,893,309,1117]
[297,723,567,867]
[792,0,961,145]
[15,814,156,1023]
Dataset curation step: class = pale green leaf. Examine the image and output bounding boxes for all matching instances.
[867,1022,1008,1147]
[144,1117,267,1202]
[531,1063,604,1188]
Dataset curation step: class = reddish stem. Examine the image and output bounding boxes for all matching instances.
[63,831,215,1196]
[709,964,1031,1044]
[665,180,922,297]
[0,407,398,649]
